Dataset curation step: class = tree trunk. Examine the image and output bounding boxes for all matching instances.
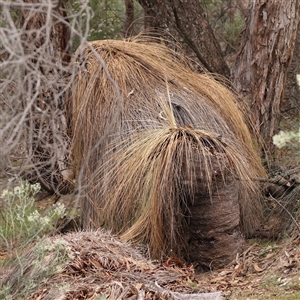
[124,0,134,37]
[282,21,300,119]
[137,0,230,77]
[233,0,300,158]
[20,0,72,193]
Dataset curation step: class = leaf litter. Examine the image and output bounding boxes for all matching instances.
[1,228,300,299]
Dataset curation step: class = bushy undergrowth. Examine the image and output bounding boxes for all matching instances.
[0,181,66,252]
[0,181,71,299]
[0,237,74,299]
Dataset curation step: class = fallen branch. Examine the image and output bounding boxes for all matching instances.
[142,281,223,300]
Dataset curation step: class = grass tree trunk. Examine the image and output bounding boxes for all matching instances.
[20,0,72,193]
[183,145,246,270]
[233,0,300,159]
[137,0,230,77]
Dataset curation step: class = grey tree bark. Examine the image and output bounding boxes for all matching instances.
[137,0,230,77]
[233,0,300,157]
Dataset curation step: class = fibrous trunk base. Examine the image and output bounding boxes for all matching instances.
[184,151,245,270]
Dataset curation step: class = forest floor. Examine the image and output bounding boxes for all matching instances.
[2,194,299,300]
[196,236,300,299]
[49,194,300,300]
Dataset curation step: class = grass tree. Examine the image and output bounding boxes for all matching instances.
[69,38,266,269]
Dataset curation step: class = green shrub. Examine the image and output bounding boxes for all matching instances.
[273,128,300,149]
[0,181,66,251]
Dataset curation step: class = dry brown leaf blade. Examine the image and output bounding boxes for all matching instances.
[253,263,264,272]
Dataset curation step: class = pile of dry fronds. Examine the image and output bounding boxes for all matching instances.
[1,230,222,300]
[69,38,266,265]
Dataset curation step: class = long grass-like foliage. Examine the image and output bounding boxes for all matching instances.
[70,37,266,258]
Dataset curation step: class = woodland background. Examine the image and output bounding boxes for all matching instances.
[0,0,300,299]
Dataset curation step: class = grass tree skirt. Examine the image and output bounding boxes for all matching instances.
[69,37,266,269]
